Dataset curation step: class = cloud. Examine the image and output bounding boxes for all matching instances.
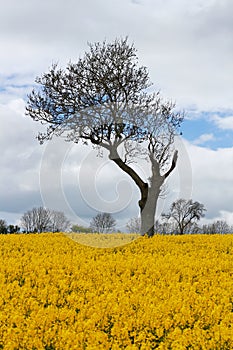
[0,0,233,110]
[38,138,147,228]
[0,99,45,216]
[0,73,35,103]
[218,211,233,226]
[180,140,233,220]
[201,210,233,227]
[193,133,215,145]
[212,115,233,131]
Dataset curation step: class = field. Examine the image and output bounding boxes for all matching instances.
[0,233,233,349]
[66,232,140,248]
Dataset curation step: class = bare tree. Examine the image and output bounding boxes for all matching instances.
[21,207,51,233]
[26,37,183,236]
[50,210,70,232]
[20,207,69,233]
[126,217,141,233]
[202,220,231,234]
[162,199,206,235]
[212,220,230,234]
[90,212,116,233]
[35,207,51,233]
[21,210,35,233]
[157,220,176,235]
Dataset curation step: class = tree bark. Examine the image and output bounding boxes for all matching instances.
[140,176,164,236]
[140,199,157,237]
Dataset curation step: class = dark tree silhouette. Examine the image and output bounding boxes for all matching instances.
[162,199,206,235]
[0,219,7,234]
[26,37,183,236]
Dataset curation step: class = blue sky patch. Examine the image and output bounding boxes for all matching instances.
[182,110,233,149]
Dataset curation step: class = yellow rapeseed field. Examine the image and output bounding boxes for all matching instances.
[0,233,233,349]
[66,232,140,248]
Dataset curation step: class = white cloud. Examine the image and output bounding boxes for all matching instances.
[193,133,215,145]
[212,115,233,131]
[0,99,45,217]
[218,211,233,226]
[201,210,233,227]
[181,140,233,220]
[0,0,233,110]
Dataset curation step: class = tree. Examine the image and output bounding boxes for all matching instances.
[126,217,141,233]
[156,220,176,235]
[0,219,7,234]
[26,37,183,236]
[202,220,231,234]
[7,225,20,234]
[162,199,206,235]
[50,210,70,232]
[90,212,116,233]
[71,224,92,233]
[20,207,70,233]
[21,207,51,233]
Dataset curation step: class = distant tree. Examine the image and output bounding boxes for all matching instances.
[126,217,141,233]
[71,224,92,233]
[202,224,213,235]
[49,211,70,232]
[21,207,51,233]
[0,219,7,234]
[8,225,20,234]
[212,220,230,234]
[21,210,34,233]
[157,220,176,235]
[26,37,184,237]
[202,220,230,234]
[162,199,206,235]
[20,207,69,233]
[188,222,201,234]
[90,213,116,233]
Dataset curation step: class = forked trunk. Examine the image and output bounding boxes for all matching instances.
[108,147,177,237]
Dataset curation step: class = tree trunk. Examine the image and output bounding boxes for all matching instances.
[140,204,156,237]
[139,179,163,237]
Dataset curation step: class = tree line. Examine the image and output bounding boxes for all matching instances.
[127,217,233,235]
[1,200,232,235]
[73,199,233,235]
[0,207,70,234]
[0,209,116,234]
[0,220,20,234]
[126,199,233,235]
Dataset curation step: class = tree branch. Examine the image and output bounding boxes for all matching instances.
[164,150,178,179]
[102,143,149,210]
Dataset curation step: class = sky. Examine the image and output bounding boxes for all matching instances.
[1,0,233,230]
